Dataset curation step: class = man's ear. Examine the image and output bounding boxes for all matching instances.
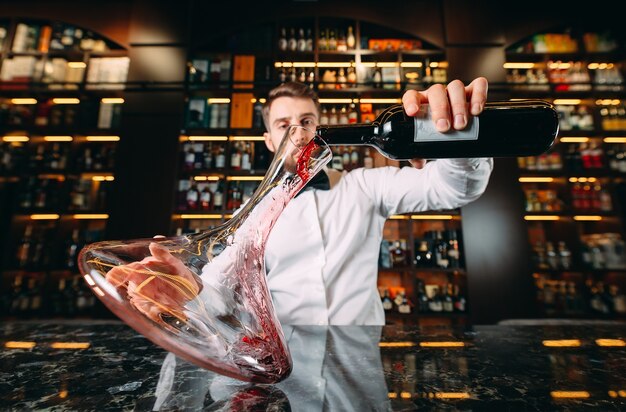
[263,131,275,152]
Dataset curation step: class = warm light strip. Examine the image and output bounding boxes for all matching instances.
[519,177,555,183]
[188,136,228,141]
[379,342,416,347]
[319,98,353,104]
[83,274,96,286]
[573,215,603,221]
[44,136,73,142]
[388,392,398,399]
[376,62,399,68]
[10,98,37,104]
[548,62,572,70]
[292,62,316,68]
[101,98,124,104]
[227,176,264,181]
[434,392,470,399]
[72,214,109,220]
[229,136,265,141]
[559,137,590,143]
[419,341,465,348]
[604,137,626,143]
[359,98,402,104]
[67,62,87,69]
[50,342,90,349]
[38,173,65,181]
[553,99,582,105]
[180,214,223,219]
[2,135,29,142]
[542,339,582,347]
[207,98,231,104]
[389,215,410,220]
[596,339,626,347]
[595,99,621,106]
[85,136,120,142]
[524,215,560,221]
[550,391,590,399]
[193,176,221,181]
[30,214,60,220]
[92,176,114,181]
[411,215,454,220]
[5,341,36,349]
[400,392,412,399]
[569,177,597,183]
[400,62,423,68]
[431,61,448,68]
[503,62,536,69]
[317,62,351,68]
[52,98,80,104]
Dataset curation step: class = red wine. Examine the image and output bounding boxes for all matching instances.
[315,99,559,159]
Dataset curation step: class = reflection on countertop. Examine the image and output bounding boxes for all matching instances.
[1,320,626,410]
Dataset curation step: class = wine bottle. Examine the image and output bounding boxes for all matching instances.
[315,100,559,159]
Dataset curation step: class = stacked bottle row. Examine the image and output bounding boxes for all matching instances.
[380,230,463,270]
[380,282,467,315]
[11,225,99,272]
[553,103,626,132]
[523,179,613,213]
[1,141,116,174]
[532,233,626,272]
[0,98,122,131]
[176,179,260,212]
[535,276,626,317]
[5,20,114,53]
[180,141,270,174]
[1,274,103,319]
[519,141,626,174]
[506,62,623,90]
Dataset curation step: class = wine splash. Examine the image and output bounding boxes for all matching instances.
[78,126,330,383]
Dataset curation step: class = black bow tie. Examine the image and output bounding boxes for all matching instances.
[297,170,330,196]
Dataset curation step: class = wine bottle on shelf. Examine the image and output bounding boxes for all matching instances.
[315,100,560,159]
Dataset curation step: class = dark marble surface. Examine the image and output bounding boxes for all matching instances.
[2,320,626,411]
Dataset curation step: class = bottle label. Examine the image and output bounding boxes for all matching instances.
[414,105,479,142]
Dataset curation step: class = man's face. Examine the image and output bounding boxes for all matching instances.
[263,96,319,153]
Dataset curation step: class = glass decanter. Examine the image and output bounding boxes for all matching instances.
[78,126,331,383]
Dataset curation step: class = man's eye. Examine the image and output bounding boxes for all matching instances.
[302,119,314,126]
[277,124,288,130]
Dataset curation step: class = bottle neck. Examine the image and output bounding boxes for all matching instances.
[315,124,377,146]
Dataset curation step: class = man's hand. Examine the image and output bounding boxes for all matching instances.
[106,241,201,324]
[401,77,489,169]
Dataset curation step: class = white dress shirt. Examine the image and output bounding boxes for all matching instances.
[265,158,494,326]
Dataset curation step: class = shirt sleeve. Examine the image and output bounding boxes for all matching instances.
[345,158,494,217]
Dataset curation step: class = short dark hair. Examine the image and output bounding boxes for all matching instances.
[262,82,321,130]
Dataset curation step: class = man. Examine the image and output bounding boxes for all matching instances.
[261,79,493,325]
[105,77,493,328]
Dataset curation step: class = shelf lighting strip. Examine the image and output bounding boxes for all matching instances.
[72,213,109,220]
[193,176,221,181]
[207,98,231,104]
[43,136,74,142]
[559,137,590,143]
[596,99,621,106]
[524,215,560,221]
[179,214,223,219]
[229,136,265,141]
[184,136,229,142]
[2,136,29,142]
[573,215,603,221]
[101,98,124,104]
[85,136,120,142]
[604,137,626,143]
[10,98,37,105]
[553,99,582,105]
[519,177,555,183]
[542,339,582,347]
[275,61,436,68]
[52,98,80,104]
[30,214,60,220]
[227,176,264,181]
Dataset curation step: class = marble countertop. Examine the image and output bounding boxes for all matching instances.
[1,320,626,411]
